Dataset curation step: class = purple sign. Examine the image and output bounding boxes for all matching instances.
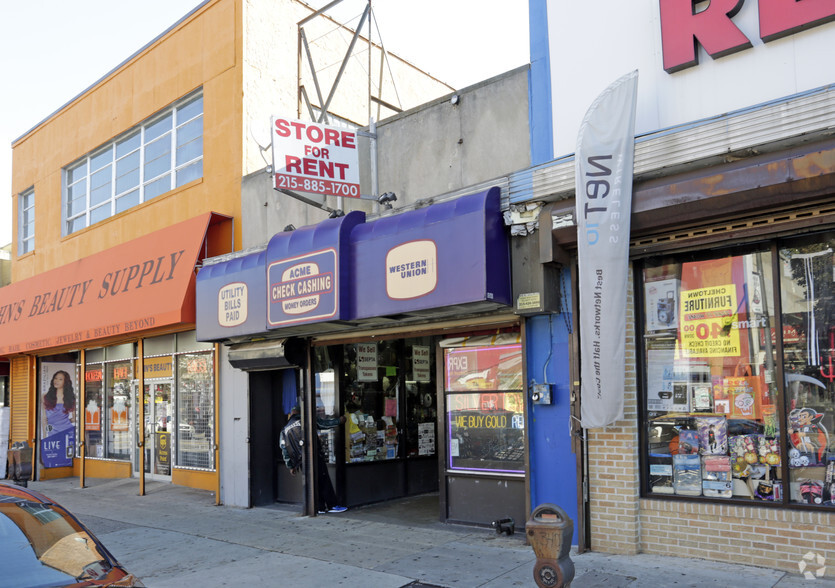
[41,429,75,468]
[268,249,338,326]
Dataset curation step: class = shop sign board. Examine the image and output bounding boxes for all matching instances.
[267,249,338,327]
[0,213,213,356]
[543,0,835,158]
[218,282,247,327]
[385,240,438,300]
[271,116,361,199]
[659,0,835,73]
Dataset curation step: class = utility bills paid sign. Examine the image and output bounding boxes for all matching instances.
[268,249,337,327]
[271,117,361,199]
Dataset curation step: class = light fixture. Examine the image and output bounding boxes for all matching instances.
[450,94,460,106]
[378,192,397,209]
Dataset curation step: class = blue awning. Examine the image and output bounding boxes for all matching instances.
[196,249,267,342]
[350,187,510,319]
[265,210,364,330]
[195,188,511,342]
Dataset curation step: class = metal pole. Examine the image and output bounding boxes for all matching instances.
[79,348,86,489]
[138,339,145,496]
[319,4,370,121]
[370,117,379,214]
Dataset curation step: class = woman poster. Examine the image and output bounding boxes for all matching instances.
[40,363,77,468]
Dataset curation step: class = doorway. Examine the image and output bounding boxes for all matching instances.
[133,381,174,480]
[249,369,302,507]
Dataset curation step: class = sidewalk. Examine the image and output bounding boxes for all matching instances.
[23,478,835,587]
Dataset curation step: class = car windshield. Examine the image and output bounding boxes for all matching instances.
[0,492,111,587]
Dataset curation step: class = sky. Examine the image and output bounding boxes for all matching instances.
[0,0,530,247]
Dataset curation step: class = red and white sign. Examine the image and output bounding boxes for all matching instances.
[271,117,361,199]
[660,0,835,73]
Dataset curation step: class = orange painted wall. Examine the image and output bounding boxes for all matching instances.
[10,0,243,281]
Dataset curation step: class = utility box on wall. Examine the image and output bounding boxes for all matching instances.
[511,233,561,316]
[511,203,569,316]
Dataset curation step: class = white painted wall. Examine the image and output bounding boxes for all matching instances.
[546,0,835,158]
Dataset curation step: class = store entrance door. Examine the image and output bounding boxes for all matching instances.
[133,382,174,480]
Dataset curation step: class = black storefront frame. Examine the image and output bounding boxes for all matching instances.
[304,316,526,523]
[634,227,835,511]
[308,336,442,511]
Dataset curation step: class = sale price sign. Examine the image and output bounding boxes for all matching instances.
[271,116,361,199]
[679,284,741,357]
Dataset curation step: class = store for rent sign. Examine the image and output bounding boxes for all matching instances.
[271,117,361,198]
[660,0,835,73]
[679,284,741,357]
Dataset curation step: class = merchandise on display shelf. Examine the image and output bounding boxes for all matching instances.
[673,453,701,496]
[649,453,674,493]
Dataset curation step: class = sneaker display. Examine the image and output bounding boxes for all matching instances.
[328,506,348,513]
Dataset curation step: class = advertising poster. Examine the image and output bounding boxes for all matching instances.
[645,278,680,332]
[679,283,741,358]
[357,342,378,382]
[40,362,78,468]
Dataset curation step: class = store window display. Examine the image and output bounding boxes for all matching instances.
[443,341,525,473]
[312,338,438,466]
[343,340,401,462]
[84,364,104,458]
[641,232,835,507]
[106,361,132,461]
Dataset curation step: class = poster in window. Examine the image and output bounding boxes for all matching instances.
[679,284,741,358]
[40,362,77,468]
[645,278,680,332]
[412,345,431,383]
[357,343,378,382]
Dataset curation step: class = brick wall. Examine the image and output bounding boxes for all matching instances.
[586,266,835,578]
[640,499,835,576]
[587,270,641,555]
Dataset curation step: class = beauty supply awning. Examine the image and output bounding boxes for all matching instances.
[0,212,229,356]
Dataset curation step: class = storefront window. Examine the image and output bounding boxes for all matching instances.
[779,233,835,506]
[105,361,132,460]
[343,340,401,462]
[176,352,214,469]
[404,338,437,458]
[84,364,104,458]
[641,238,835,507]
[444,343,525,473]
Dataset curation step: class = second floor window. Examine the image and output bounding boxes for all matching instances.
[19,188,35,254]
[64,91,203,235]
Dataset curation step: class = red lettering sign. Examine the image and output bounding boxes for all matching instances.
[759,0,835,42]
[660,0,751,73]
[660,0,835,73]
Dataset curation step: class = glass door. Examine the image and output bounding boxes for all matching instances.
[133,381,174,479]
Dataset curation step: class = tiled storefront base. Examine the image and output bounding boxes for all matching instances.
[639,498,835,577]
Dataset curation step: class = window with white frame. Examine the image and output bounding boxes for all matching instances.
[18,188,35,254]
[64,90,203,235]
